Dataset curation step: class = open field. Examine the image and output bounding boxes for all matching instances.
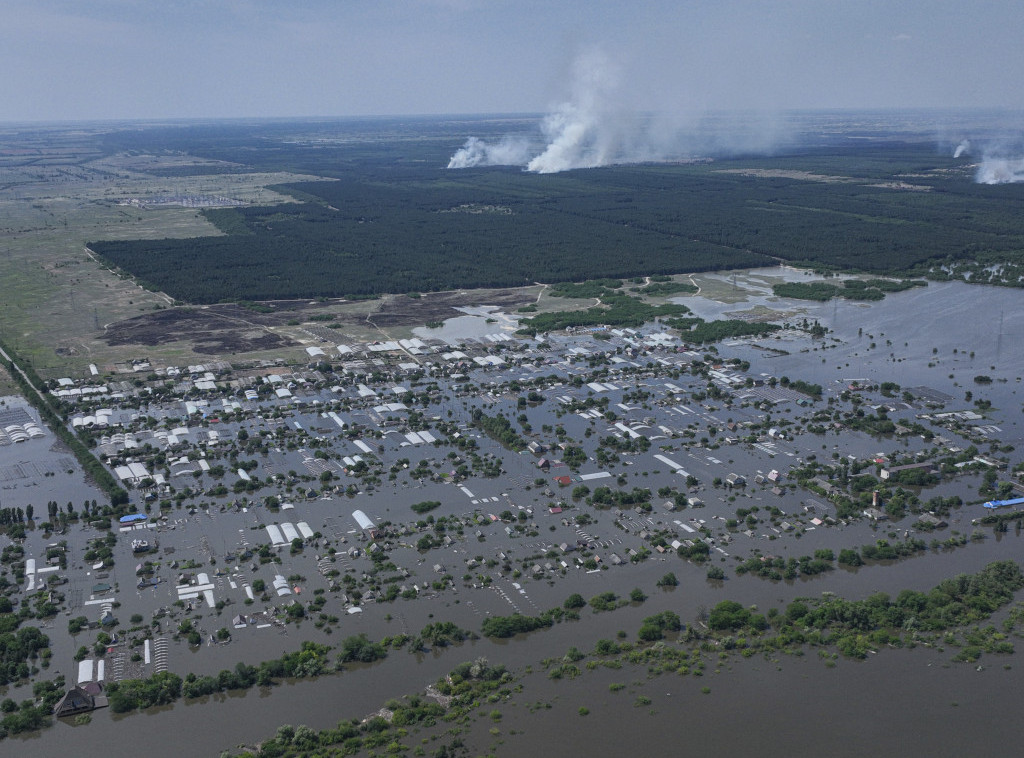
[0,129,330,376]
[98,289,542,356]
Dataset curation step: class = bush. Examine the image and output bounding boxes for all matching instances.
[481,614,553,639]
[563,593,586,610]
[838,548,864,567]
[708,601,751,631]
[589,592,619,612]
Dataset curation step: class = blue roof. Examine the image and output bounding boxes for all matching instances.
[119,513,148,523]
[983,497,1024,509]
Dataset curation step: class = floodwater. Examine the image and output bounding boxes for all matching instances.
[0,395,107,510]
[498,646,1021,758]
[677,272,1024,453]
[413,305,522,345]
[682,271,1024,395]
[19,526,1024,757]
[13,274,1024,755]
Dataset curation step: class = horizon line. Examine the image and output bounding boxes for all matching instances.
[3,106,1024,129]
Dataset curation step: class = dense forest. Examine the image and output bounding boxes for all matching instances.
[88,123,1024,303]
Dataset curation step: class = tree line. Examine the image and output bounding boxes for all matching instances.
[0,339,127,507]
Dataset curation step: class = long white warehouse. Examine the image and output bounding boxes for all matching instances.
[265,524,285,546]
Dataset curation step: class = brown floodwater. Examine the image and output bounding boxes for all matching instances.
[490,647,1020,758]
[16,529,1024,757]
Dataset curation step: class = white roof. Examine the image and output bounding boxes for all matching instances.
[128,462,150,478]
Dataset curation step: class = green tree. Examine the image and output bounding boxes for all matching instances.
[564,593,586,610]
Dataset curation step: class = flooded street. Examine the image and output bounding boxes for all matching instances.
[7,273,1024,756]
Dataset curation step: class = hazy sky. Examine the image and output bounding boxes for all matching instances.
[3,0,1023,122]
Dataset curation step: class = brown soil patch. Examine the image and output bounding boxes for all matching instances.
[366,290,536,328]
[101,288,537,355]
[103,308,292,355]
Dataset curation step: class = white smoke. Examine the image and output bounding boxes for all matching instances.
[446,49,630,172]
[976,158,1024,184]
[957,138,1024,184]
[446,135,534,169]
[526,50,624,173]
[944,135,1024,184]
[446,49,792,173]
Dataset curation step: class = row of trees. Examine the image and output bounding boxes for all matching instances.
[480,613,553,638]
[240,658,509,758]
[706,560,1024,659]
[0,339,127,507]
[107,639,377,713]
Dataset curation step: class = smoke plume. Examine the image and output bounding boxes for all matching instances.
[526,50,624,173]
[953,137,1024,184]
[447,49,632,172]
[976,158,1024,184]
[446,49,792,173]
[447,135,534,169]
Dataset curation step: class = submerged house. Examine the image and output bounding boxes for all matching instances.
[54,685,107,717]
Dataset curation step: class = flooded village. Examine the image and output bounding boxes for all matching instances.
[1,2,1022,750]
[3,272,1024,756]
